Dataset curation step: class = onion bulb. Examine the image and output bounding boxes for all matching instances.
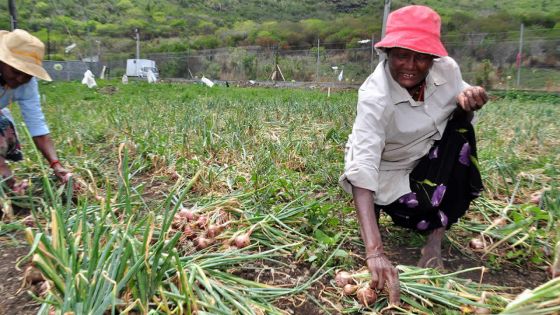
[469,238,485,250]
[183,224,196,239]
[195,237,213,250]
[38,280,53,297]
[178,207,195,221]
[195,215,207,228]
[474,307,491,314]
[22,215,35,227]
[24,265,45,284]
[207,224,224,238]
[492,217,507,227]
[356,286,377,306]
[234,232,251,248]
[334,271,353,287]
[343,284,359,295]
[530,191,542,204]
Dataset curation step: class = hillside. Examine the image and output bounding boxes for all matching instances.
[0,0,558,59]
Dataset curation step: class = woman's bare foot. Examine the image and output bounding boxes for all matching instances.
[418,244,444,269]
[417,227,446,270]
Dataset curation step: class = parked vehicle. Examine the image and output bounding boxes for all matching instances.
[126,59,159,80]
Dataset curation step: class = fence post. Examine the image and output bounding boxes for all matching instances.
[516,23,524,87]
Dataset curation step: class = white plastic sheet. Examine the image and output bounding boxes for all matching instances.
[81,70,97,88]
[201,76,214,87]
[338,69,344,82]
[147,69,157,83]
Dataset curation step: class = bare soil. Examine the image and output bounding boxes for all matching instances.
[0,234,40,315]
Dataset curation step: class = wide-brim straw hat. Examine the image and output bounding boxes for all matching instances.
[0,29,52,81]
[375,5,448,57]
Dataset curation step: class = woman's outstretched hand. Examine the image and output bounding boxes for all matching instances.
[457,86,488,112]
[366,254,400,305]
[52,163,73,184]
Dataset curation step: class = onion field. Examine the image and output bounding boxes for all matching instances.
[1,80,559,314]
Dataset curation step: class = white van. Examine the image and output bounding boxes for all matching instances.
[126,59,159,80]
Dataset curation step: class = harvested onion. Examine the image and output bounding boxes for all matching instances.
[356,286,377,306]
[469,238,485,250]
[492,217,507,227]
[183,224,196,239]
[38,280,53,297]
[334,271,353,287]
[195,237,213,250]
[474,307,491,314]
[234,233,251,248]
[23,265,45,284]
[22,215,35,227]
[207,224,223,238]
[342,284,359,295]
[178,207,195,221]
[195,215,208,228]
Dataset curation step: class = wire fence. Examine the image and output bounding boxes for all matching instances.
[45,36,560,92]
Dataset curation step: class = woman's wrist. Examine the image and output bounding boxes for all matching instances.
[49,159,61,169]
[366,251,385,260]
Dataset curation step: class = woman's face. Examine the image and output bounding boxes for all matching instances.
[387,48,434,89]
[0,62,32,89]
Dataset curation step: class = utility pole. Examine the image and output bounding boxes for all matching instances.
[47,26,51,59]
[381,0,391,39]
[135,29,140,77]
[516,23,524,87]
[8,0,18,30]
[135,28,140,60]
[370,34,375,72]
[379,0,391,62]
[316,38,320,82]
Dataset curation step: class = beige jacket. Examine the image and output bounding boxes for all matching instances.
[339,56,469,205]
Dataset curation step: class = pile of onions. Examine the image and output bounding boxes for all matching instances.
[334,270,377,306]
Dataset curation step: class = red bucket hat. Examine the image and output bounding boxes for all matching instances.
[375,5,448,57]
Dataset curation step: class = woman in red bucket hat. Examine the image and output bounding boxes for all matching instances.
[339,5,488,304]
[0,29,72,193]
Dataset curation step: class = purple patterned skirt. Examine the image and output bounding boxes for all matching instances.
[377,110,483,231]
[0,114,23,162]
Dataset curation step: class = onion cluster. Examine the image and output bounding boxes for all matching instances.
[172,206,256,251]
[334,270,378,307]
[172,207,219,250]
